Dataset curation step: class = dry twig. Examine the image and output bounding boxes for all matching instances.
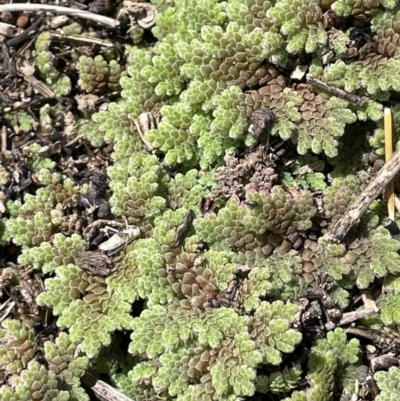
[22,75,55,98]
[325,147,400,242]
[0,299,15,323]
[81,372,135,401]
[0,126,7,152]
[307,77,365,107]
[6,15,44,47]
[51,33,115,47]
[170,210,195,248]
[130,117,155,153]
[336,309,375,326]
[0,4,120,28]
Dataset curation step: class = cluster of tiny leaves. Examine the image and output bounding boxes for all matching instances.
[37,265,134,358]
[99,0,374,165]
[77,55,122,94]
[0,320,38,374]
[4,179,80,247]
[256,364,302,394]
[5,0,400,399]
[35,32,71,96]
[126,300,301,400]
[195,187,315,266]
[281,154,327,192]
[0,320,89,401]
[306,226,400,291]
[307,328,360,401]
[375,366,400,401]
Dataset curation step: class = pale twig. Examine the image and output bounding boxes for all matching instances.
[130,117,155,153]
[81,372,135,401]
[0,4,119,28]
[22,75,55,98]
[51,33,114,47]
[0,299,15,323]
[65,134,84,148]
[336,309,375,326]
[0,126,7,152]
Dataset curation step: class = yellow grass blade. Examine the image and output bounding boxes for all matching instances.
[385,107,395,220]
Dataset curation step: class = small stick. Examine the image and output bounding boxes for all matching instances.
[385,108,395,220]
[51,33,114,47]
[336,309,375,326]
[361,291,379,312]
[0,4,119,28]
[307,77,365,107]
[366,376,379,397]
[22,75,55,98]
[65,134,84,148]
[130,118,155,153]
[0,126,7,152]
[326,147,400,242]
[325,309,376,331]
[170,210,195,249]
[0,300,15,323]
[344,326,377,341]
[6,15,44,47]
[81,372,135,401]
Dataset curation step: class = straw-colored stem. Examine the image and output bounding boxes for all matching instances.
[0,4,119,27]
[384,108,395,220]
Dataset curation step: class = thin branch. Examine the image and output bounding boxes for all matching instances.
[307,77,365,107]
[344,326,377,341]
[130,117,155,153]
[81,372,135,401]
[7,15,44,47]
[0,299,15,323]
[0,4,120,28]
[336,309,375,326]
[22,75,55,98]
[0,126,7,153]
[51,33,114,47]
[65,134,84,148]
[325,147,400,242]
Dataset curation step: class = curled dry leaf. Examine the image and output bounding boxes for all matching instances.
[130,111,161,153]
[170,210,195,249]
[247,107,275,137]
[76,251,112,277]
[98,225,141,256]
[122,1,157,30]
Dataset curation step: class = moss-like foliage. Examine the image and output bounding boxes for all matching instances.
[0,320,89,401]
[37,264,134,358]
[0,320,38,374]
[306,328,359,401]
[4,179,80,247]
[375,366,400,401]
[126,300,301,400]
[4,0,400,399]
[77,55,122,94]
[35,32,71,96]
